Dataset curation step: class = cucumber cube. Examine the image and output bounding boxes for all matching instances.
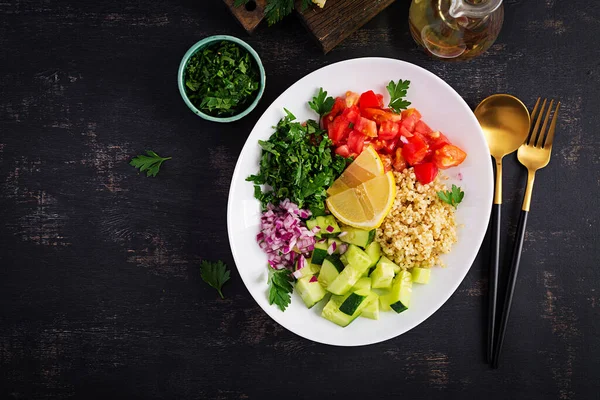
[345,245,372,272]
[361,295,379,320]
[411,267,431,284]
[371,262,395,289]
[296,275,326,309]
[364,241,382,267]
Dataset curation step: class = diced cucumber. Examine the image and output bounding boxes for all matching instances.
[344,245,372,272]
[325,254,344,272]
[294,258,319,279]
[306,216,341,238]
[352,277,371,296]
[387,270,412,313]
[327,265,363,295]
[339,227,376,248]
[327,238,343,254]
[377,256,401,275]
[364,241,382,267]
[321,293,377,327]
[411,267,431,284]
[361,268,370,278]
[361,295,379,320]
[311,241,329,265]
[317,215,341,238]
[371,261,395,289]
[296,275,327,308]
[339,293,367,315]
[379,291,392,312]
[340,253,349,265]
[318,257,342,289]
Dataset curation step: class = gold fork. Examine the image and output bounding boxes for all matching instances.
[492,98,561,368]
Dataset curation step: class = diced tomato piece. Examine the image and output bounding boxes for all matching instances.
[401,114,418,132]
[381,139,398,154]
[376,94,384,108]
[392,148,407,171]
[427,131,451,150]
[323,97,346,129]
[335,144,351,158]
[433,144,467,169]
[370,139,385,151]
[402,133,429,165]
[401,108,422,120]
[379,153,393,172]
[378,121,400,140]
[347,130,366,154]
[341,105,360,125]
[328,116,351,145]
[399,126,414,139]
[345,91,360,107]
[354,116,378,137]
[359,90,381,111]
[414,120,433,135]
[361,108,402,123]
[413,162,438,185]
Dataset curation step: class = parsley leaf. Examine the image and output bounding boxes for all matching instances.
[246,111,347,215]
[308,87,335,119]
[129,150,171,177]
[268,269,294,311]
[386,79,411,113]
[200,260,231,299]
[184,41,260,117]
[437,184,465,208]
[235,0,313,26]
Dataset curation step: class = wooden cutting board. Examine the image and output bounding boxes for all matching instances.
[222,0,397,53]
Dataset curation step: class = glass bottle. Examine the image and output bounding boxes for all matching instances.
[409,0,504,61]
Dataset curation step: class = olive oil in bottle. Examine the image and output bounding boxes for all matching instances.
[409,0,504,61]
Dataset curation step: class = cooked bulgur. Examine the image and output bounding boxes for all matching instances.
[375,168,457,269]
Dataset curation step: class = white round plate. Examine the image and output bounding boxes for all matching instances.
[227,58,493,346]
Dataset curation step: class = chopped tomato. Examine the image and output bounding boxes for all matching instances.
[392,148,407,171]
[401,108,422,120]
[399,125,414,139]
[328,116,351,145]
[413,162,438,185]
[381,139,398,154]
[379,153,393,172]
[341,106,360,125]
[345,91,360,107]
[427,131,451,150]
[362,108,402,123]
[335,144,351,158]
[433,144,467,169]
[402,133,429,165]
[354,116,378,137]
[378,121,400,140]
[376,94,384,108]
[370,139,385,152]
[401,114,418,132]
[323,97,346,129]
[359,90,380,111]
[414,120,433,135]
[347,130,366,154]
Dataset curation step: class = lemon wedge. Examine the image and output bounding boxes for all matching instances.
[327,146,385,196]
[326,171,396,230]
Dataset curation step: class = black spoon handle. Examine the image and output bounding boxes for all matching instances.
[487,203,501,364]
[492,209,529,368]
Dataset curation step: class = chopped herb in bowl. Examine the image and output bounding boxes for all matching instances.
[179,37,264,121]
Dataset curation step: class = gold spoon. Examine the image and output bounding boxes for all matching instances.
[474,94,530,365]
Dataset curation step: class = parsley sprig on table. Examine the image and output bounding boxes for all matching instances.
[268,269,294,311]
[437,184,465,209]
[184,41,260,117]
[234,0,314,26]
[129,150,171,177]
[308,87,335,121]
[200,260,231,299]
[387,79,411,113]
[246,109,347,215]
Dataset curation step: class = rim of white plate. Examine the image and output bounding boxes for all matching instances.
[227,57,493,346]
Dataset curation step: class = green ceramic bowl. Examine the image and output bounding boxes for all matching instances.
[177,35,266,123]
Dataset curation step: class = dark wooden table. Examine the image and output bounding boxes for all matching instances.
[1,1,598,399]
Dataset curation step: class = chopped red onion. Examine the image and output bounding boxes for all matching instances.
[292,270,304,279]
[327,242,336,255]
[337,231,348,237]
[309,276,318,283]
[326,225,334,233]
[338,243,348,254]
[400,135,409,144]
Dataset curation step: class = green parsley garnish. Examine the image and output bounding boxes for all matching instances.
[129,150,171,177]
[184,41,260,117]
[246,109,347,215]
[437,184,465,209]
[386,79,411,113]
[308,87,335,120]
[235,0,313,26]
[200,260,231,299]
[268,269,294,311]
